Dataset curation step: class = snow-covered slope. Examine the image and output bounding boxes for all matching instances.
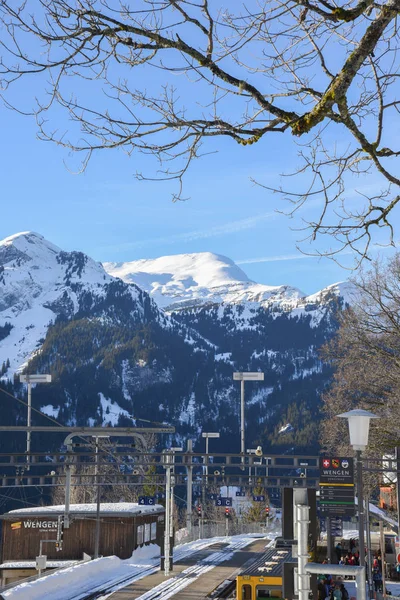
[104,252,354,319]
[104,252,306,311]
[0,232,154,373]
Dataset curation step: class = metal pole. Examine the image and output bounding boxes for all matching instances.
[170,459,174,540]
[305,564,366,600]
[186,440,193,535]
[297,503,311,600]
[202,436,208,538]
[326,516,332,563]
[164,461,171,576]
[380,521,387,599]
[94,437,101,559]
[26,380,31,470]
[396,447,400,537]
[365,494,373,598]
[240,379,245,465]
[357,450,366,571]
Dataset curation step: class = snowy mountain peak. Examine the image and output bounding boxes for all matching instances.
[105,251,251,287]
[104,252,305,310]
[0,232,141,374]
[0,231,61,266]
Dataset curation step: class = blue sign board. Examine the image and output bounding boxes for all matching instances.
[236,491,246,497]
[209,494,218,500]
[138,496,156,506]
[252,495,265,502]
[215,497,232,507]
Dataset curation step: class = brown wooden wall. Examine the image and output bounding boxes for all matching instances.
[1,512,163,561]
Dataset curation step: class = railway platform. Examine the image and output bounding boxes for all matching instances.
[109,537,268,599]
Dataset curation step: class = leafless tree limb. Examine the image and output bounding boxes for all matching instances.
[1,0,400,258]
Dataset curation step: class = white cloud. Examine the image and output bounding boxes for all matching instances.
[102,211,276,251]
[237,253,316,265]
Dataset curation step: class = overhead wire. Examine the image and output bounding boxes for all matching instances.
[0,384,168,503]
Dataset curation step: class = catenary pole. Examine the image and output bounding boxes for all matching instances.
[186,439,193,535]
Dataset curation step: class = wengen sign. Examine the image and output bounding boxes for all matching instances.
[319,457,355,517]
[11,520,58,531]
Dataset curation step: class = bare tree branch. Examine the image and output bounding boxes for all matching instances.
[0,0,400,258]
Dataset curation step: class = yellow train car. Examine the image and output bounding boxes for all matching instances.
[236,546,295,599]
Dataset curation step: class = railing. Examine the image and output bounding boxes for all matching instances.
[175,520,274,545]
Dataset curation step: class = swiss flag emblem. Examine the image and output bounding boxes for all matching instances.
[323,459,330,468]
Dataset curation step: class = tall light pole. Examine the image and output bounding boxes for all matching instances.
[19,374,51,469]
[338,408,379,593]
[233,372,264,464]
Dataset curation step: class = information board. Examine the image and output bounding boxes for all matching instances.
[319,457,355,517]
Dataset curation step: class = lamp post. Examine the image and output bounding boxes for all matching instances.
[19,374,51,469]
[233,372,264,465]
[337,409,379,591]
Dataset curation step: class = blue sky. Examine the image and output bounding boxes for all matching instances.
[0,46,397,295]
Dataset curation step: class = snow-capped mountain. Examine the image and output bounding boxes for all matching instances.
[104,252,354,326]
[0,231,170,373]
[104,252,306,311]
[0,232,351,455]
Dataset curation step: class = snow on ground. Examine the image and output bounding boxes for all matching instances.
[98,393,132,426]
[2,534,273,600]
[40,405,60,419]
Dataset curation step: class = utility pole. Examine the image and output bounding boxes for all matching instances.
[233,372,264,466]
[201,432,220,539]
[94,437,100,559]
[186,440,193,536]
[365,495,373,598]
[19,374,51,470]
[164,454,172,577]
[163,447,181,576]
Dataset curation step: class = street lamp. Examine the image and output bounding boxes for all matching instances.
[337,409,379,584]
[233,372,264,463]
[19,373,51,469]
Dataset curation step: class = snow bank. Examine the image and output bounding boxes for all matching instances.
[2,556,121,600]
[2,545,161,600]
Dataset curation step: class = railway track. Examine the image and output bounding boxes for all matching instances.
[75,539,242,600]
[78,537,255,600]
[124,537,254,600]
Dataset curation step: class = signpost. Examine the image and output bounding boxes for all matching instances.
[138,496,156,506]
[215,497,232,507]
[319,457,355,517]
[252,495,265,502]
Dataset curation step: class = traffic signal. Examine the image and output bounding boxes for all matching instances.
[56,515,64,551]
[225,507,230,518]
[197,504,202,518]
[265,506,270,515]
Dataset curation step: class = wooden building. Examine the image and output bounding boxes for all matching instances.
[0,502,164,586]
